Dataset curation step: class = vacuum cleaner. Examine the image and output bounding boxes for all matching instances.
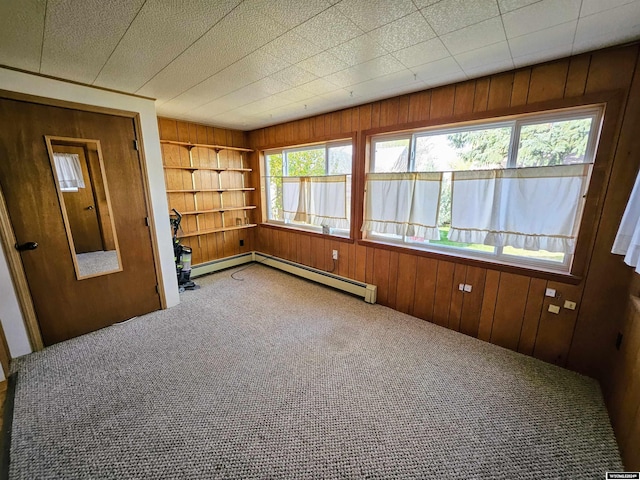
[170,209,197,292]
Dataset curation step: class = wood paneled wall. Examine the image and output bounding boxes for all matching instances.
[247,44,640,382]
[157,118,256,265]
[608,284,640,469]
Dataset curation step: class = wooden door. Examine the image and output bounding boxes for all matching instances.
[56,145,103,253]
[0,97,161,346]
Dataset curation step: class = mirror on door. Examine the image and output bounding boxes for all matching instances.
[44,136,122,279]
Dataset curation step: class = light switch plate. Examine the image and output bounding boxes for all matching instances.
[545,288,556,298]
[459,283,465,291]
[548,304,560,314]
[463,284,472,292]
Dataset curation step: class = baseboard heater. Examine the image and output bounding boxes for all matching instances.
[190,251,377,304]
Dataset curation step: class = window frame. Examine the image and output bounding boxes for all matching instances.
[263,138,354,238]
[364,105,604,274]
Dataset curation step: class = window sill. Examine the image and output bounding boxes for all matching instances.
[358,238,583,285]
[260,222,354,243]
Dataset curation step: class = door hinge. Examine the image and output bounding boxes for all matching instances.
[144,217,149,226]
[133,139,139,151]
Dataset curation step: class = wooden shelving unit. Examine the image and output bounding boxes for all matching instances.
[161,139,256,241]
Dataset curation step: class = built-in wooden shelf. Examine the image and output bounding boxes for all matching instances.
[170,206,257,215]
[166,188,255,193]
[164,166,252,172]
[177,224,257,238]
[160,140,253,153]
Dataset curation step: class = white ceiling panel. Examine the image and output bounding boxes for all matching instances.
[393,38,450,68]
[261,31,324,64]
[503,0,581,38]
[336,0,416,32]
[94,0,241,92]
[368,11,437,52]
[0,0,46,71]
[248,0,331,28]
[297,51,350,77]
[0,0,639,130]
[509,21,576,59]
[573,1,640,54]
[136,1,287,100]
[421,0,500,36]
[292,6,364,50]
[441,17,507,55]
[329,34,388,66]
[41,0,144,83]
[497,0,541,14]
[456,41,513,72]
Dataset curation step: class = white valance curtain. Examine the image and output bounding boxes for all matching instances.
[282,175,350,229]
[362,172,442,240]
[612,169,640,271]
[53,153,85,190]
[448,164,591,254]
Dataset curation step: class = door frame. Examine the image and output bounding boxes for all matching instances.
[0,89,167,352]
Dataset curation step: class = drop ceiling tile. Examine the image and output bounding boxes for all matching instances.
[413,0,442,8]
[573,1,640,53]
[244,95,294,114]
[0,0,46,71]
[368,12,437,53]
[247,0,331,28]
[351,69,421,97]
[136,1,286,100]
[336,0,416,32]
[304,78,343,95]
[441,17,506,55]
[270,65,318,87]
[508,20,576,58]
[421,0,500,36]
[297,51,349,77]
[497,0,541,14]
[412,56,466,83]
[392,38,450,68]
[513,44,573,67]
[580,0,637,17]
[463,58,515,79]
[292,6,364,50]
[261,31,324,64]
[329,34,388,66]
[40,0,145,83]
[455,41,512,71]
[502,0,581,38]
[275,85,317,103]
[94,0,241,91]
[191,86,271,115]
[326,55,407,87]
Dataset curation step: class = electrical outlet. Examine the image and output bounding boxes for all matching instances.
[545,288,556,298]
[459,283,465,291]
[563,300,576,310]
[463,284,472,293]
[332,250,338,260]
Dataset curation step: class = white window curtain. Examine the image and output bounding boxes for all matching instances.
[362,172,442,240]
[448,164,590,254]
[308,175,349,229]
[282,175,349,228]
[612,169,640,271]
[53,153,85,191]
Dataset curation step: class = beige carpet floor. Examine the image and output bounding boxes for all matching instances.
[9,264,622,479]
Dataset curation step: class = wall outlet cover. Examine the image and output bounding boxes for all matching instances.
[545,288,557,298]
[548,304,560,314]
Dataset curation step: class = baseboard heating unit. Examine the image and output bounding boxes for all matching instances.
[191,252,377,304]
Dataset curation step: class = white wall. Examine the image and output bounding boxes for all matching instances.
[0,67,180,357]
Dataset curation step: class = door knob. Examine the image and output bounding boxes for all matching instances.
[15,241,38,251]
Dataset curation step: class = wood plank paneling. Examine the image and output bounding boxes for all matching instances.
[460,266,486,337]
[454,82,475,116]
[478,270,500,342]
[518,278,547,356]
[412,257,437,321]
[490,273,530,351]
[527,61,569,103]
[448,264,466,331]
[433,261,455,327]
[487,73,514,110]
[396,253,417,315]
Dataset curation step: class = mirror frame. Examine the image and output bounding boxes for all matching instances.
[44,135,123,280]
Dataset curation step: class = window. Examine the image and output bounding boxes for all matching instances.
[364,106,603,272]
[265,140,352,236]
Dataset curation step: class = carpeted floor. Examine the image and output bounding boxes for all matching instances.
[9,265,622,479]
[75,250,119,277]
